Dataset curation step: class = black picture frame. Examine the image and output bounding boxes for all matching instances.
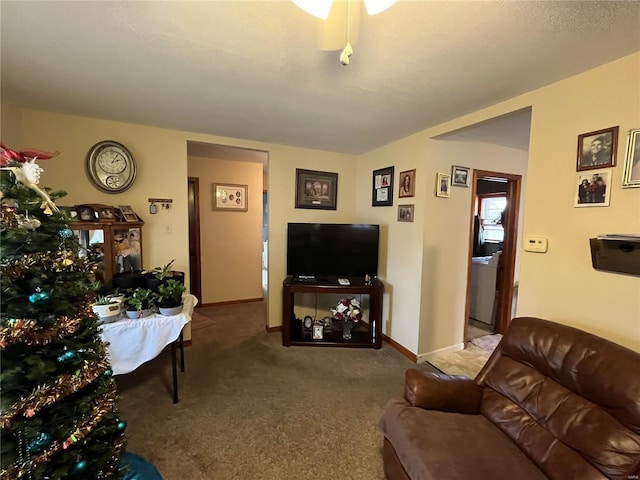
[372,166,394,206]
[576,126,619,171]
[295,169,338,210]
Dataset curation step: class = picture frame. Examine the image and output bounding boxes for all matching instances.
[576,126,619,171]
[213,183,248,211]
[397,204,414,222]
[294,169,338,210]
[436,173,451,198]
[451,165,470,187]
[59,206,77,220]
[98,206,117,222]
[574,169,612,207]
[312,324,324,340]
[372,166,394,206]
[622,128,640,188]
[398,169,416,198]
[75,205,98,222]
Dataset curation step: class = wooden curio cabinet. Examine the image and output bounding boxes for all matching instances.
[71,220,144,287]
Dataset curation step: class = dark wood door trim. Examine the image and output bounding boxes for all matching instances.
[465,170,522,339]
[188,177,202,305]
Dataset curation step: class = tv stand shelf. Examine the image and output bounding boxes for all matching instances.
[282,276,384,349]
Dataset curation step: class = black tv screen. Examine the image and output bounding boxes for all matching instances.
[287,223,379,278]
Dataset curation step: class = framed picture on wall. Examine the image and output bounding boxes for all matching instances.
[398,169,416,198]
[576,126,618,171]
[436,173,451,198]
[294,169,338,210]
[622,128,640,188]
[397,204,414,222]
[574,169,612,207]
[451,165,470,187]
[212,183,248,211]
[372,166,394,206]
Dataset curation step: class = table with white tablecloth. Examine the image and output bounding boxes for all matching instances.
[99,294,197,403]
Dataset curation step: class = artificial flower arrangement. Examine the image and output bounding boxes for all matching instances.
[331,296,363,322]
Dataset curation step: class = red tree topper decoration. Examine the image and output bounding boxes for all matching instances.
[0,142,59,167]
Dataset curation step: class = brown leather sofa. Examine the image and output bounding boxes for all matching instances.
[379,317,640,480]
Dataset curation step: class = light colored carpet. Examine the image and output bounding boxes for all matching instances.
[190,311,216,331]
[114,302,437,480]
[428,333,502,379]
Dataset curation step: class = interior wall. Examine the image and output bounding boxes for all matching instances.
[1,96,23,147]
[358,52,640,355]
[187,156,263,304]
[356,137,528,355]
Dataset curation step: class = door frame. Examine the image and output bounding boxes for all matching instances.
[188,176,202,304]
[465,169,522,337]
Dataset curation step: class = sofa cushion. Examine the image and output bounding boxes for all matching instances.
[379,397,548,480]
[477,317,640,479]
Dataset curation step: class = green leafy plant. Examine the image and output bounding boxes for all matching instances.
[150,259,176,280]
[125,287,157,311]
[157,279,186,306]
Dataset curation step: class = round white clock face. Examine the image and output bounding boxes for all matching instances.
[86,141,136,193]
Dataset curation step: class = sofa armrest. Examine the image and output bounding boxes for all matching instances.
[404,368,482,414]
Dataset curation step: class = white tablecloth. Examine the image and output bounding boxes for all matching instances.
[100,294,197,375]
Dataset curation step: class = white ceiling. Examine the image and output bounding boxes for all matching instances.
[2,1,639,156]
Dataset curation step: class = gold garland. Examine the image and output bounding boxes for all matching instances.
[0,346,112,429]
[1,251,97,280]
[1,386,125,480]
[96,434,128,480]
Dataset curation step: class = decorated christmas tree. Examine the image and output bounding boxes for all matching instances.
[0,143,127,479]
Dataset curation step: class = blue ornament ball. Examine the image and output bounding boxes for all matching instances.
[116,420,127,431]
[29,290,50,304]
[57,350,78,363]
[71,459,88,475]
[104,368,113,377]
[59,227,74,239]
[28,432,52,453]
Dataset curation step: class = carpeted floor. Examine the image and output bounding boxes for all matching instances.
[114,302,436,479]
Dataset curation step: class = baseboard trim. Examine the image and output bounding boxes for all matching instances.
[266,325,282,333]
[183,339,192,347]
[198,298,264,308]
[416,343,465,364]
[382,334,417,363]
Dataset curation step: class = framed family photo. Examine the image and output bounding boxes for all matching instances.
[397,204,414,222]
[576,126,618,171]
[213,183,248,211]
[622,128,640,188]
[575,169,612,207]
[294,169,337,210]
[451,165,470,187]
[372,166,394,206]
[436,173,451,198]
[398,169,416,198]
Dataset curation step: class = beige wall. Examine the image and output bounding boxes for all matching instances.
[1,96,23,147]
[187,156,263,304]
[358,52,640,354]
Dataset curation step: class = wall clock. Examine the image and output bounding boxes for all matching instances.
[86,140,137,193]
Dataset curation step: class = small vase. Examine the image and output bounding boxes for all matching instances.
[343,320,353,340]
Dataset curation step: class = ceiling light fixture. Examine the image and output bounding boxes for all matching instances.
[293,0,397,66]
[292,0,397,19]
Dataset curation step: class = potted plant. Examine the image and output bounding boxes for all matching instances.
[156,279,186,316]
[145,259,185,291]
[90,282,122,323]
[124,287,157,319]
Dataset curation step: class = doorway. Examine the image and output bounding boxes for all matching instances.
[466,169,521,340]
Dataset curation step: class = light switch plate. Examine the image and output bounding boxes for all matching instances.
[524,236,548,253]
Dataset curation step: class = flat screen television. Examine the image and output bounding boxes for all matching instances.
[286,223,380,279]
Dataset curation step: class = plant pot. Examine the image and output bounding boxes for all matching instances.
[112,271,147,290]
[145,275,165,292]
[125,307,153,319]
[159,303,183,316]
[92,302,121,322]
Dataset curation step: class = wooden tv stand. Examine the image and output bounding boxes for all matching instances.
[282,276,384,349]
